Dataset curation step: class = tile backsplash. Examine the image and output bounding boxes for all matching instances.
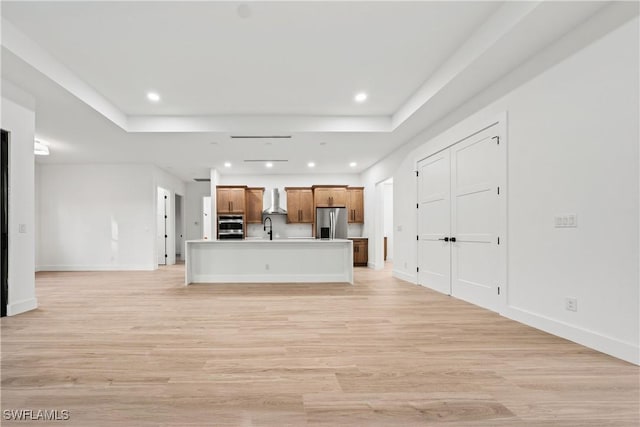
[247,215,363,239]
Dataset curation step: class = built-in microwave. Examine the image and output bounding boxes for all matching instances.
[218,215,244,240]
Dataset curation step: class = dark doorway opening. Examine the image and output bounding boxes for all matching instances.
[1,129,9,317]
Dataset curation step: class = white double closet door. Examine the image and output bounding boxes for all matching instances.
[417,128,500,312]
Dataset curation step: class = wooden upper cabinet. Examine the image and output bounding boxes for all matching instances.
[347,187,364,223]
[285,187,313,223]
[217,186,246,214]
[313,186,348,207]
[245,187,264,223]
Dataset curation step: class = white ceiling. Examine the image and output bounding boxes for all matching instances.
[1,1,633,181]
[1,1,500,116]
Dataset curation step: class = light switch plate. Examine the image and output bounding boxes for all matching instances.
[555,214,577,228]
[18,224,27,233]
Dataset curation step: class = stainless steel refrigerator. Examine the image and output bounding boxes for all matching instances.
[316,207,348,239]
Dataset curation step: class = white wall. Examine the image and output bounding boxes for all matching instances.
[1,91,38,315]
[363,17,639,363]
[185,181,210,241]
[218,173,364,238]
[38,164,155,270]
[37,164,186,271]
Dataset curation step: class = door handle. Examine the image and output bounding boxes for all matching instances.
[438,237,450,242]
[450,237,457,242]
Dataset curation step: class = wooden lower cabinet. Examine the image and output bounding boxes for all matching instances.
[350,238,368,266]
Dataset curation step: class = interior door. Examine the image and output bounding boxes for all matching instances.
[417,150,451,295]
[450,132,499,311]
[157,189,167,265]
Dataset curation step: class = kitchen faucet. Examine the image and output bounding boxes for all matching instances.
[263,216,273,240]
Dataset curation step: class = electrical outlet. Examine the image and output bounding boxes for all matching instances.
[265,264,270,270]
[397,225,403,232]
[565,297,578,312]
[18,224,27,233]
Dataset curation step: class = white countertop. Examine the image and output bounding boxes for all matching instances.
[186,238,351,244]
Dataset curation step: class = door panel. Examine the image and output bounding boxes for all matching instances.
[299,190,314,223]
[451,134,498,311]
[417,150,451,295]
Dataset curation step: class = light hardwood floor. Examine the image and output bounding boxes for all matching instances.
[2,263,638,426]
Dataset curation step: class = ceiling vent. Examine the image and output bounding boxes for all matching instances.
[243,159,288,163]
[193,178,211,182]
[230,135,291,139]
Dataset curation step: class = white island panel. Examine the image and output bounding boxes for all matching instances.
[185,239,353,284]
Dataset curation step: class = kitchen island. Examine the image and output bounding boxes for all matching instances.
[185,239,353,285]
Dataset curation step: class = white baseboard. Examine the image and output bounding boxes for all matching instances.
[8,297,38,316]
[37,264,156,272]
[393,270,417,284]
[35,266,43,272]
[502,305,639,366]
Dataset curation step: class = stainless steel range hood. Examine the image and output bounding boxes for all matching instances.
[262,188,287,215]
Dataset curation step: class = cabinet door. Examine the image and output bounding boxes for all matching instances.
[347,188,364,223]
[286,189,314,223]
[216,188,231,213]
[286,190,301,223]
[298,189,314,223]
[353,239,368,266]
[331,188,347,207]
[245,188,264,223]
[228,188,246,213]
[314,187,347,207]
[314,188,333,207]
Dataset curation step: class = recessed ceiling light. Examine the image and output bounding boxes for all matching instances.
[34,139,50,156]
[224,162,231,168]
[308,162,315,168]
[147,92,160,102]
[265,162,273,168]
[354,92,367,103]
[349,162,357,167]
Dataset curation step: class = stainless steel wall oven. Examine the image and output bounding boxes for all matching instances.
[218,215,244,239]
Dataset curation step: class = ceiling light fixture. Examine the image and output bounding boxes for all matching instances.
[354,92,368,103]
[34,139,50,156]
[308,162,315,168]
[349,162,357,167]
[147,92,160,102]
[224,162,231,168]
[265,162,273,168]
